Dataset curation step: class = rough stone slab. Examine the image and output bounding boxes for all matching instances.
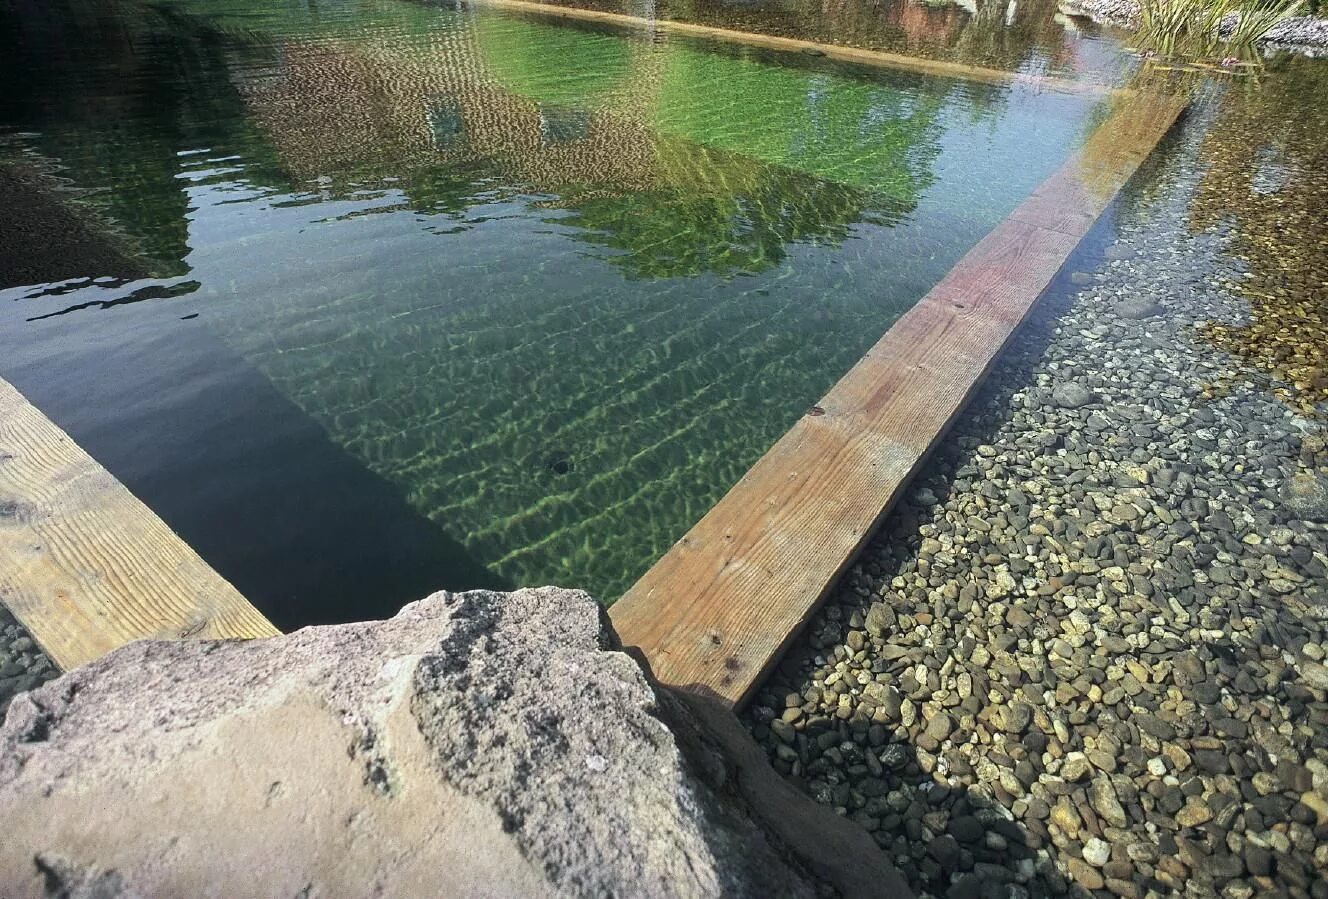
[0,587,910,898]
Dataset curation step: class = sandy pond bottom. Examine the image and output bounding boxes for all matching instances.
[743,74,1328,899]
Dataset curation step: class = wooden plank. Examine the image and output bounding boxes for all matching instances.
[482,0,1113,96]
[609,91,1188,708]
[0,378,279,671]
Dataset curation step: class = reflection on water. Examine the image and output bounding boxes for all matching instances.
[536,0,1132,80]
[0,0,1107,610]
[1190,58,1328,416]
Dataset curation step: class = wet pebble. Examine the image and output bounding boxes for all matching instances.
[744,104,1328,899]
[0,606,58,718]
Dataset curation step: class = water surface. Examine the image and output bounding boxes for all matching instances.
[0,0,1113,618]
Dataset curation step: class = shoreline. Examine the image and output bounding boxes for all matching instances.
[743,94,1328,897]
[1059,0,1328,55]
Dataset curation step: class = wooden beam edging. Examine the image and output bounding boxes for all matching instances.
[0,378,279,671]
[480,0,1114,96]
[609,89,1189,709]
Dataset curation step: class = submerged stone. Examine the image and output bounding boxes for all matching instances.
[1113,296,1162,319]
[1052,381,1094,409]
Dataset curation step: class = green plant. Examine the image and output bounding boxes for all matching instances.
[1138,0,1302,59]
[1139,0,1206,57]
[1226,0,1304,45]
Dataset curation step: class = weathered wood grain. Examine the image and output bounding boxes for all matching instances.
[484,0,1112,95]
[0,378,278,671]
[609,91,1188,708]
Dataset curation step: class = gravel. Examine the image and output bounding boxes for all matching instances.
[1058,0,1141,29]
[1259,17,1328,54]
[0,606,58,719]
[744,97,1328,899]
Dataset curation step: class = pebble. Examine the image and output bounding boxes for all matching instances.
[744,91,1328,898]
[1090,778,1128,829]
[1113,296,1161,319]
[1176,799,1214,828]
[0,607,58,717]
[1083,837,1111,867]
[1051,380,1093,409]
[1066,857,1106,890]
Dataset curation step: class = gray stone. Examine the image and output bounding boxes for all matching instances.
[1194,749,1231,775]
[949,815,984,845]
[927,834,961,872]
[733,119,1328,896]
[1006,607,1033,629]
[1083,837,1111,867]
[947,874,983,899]
[924,712,956,742]
[1052,381,1094,409]
[1245,843,1273,877]
[1176,798,1213,828]
[769,718,796,744]
[1089,777,1128,828]
[0,589,905,898]
[1113,296,1162,319]
[1134,712,1177,741]
[995,701,1032,735]
[1285,471,1328,522]
[1263,15,1328,50]
[1061,752,1093,783]
[1299,659,1328,691]
[864,602,896,638]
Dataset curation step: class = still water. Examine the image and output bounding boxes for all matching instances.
[0,0,1118,623]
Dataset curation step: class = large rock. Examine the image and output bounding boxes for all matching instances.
[0,588,907,898]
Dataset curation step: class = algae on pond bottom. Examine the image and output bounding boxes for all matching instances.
[1190,58,1328,416]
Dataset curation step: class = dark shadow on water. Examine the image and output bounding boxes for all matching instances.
[22,279,202,321]
[2,316,510,631]
[0,165,149,291]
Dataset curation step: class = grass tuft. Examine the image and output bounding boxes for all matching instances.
[1137,0,1302,60]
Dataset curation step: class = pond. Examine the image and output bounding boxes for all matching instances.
[5,2,1328,891]
[0,0,1118,625]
